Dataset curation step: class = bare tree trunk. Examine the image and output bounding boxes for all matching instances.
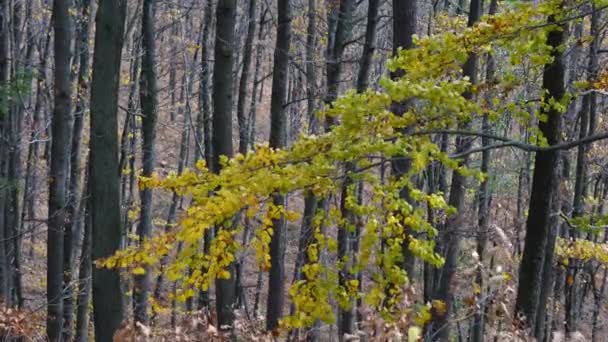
[245,6,267,151]
[515,8,566,335]
[11,0,40,310]
[22,23,51,259]
[324,0,355,113]
[303,0,317,133]
[62,1,92,337]
[323,0,358,338]
[153,73,190,306]
[564,6,601,337]
[356,0,379,94]
[90,1,127,340]
[236,0,257,155]
[75,161,91,342]
[292,6,317,333]
[133,0,158,325]
[0,0,11,306]
[48,0,74,339]
[196,0,214,311]
[4,0,31,309]
[471,1,498,340]
[266,0,291,331]
[293,53,316,314]
[432,0,481,339]
[213,0,237,330]
[390,0,418,280]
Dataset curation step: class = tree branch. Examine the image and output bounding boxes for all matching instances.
[414,130,608,158]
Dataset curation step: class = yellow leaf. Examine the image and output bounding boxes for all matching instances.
[132,267,146,275]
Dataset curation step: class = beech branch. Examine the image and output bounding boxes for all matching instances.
[413,130,608,159]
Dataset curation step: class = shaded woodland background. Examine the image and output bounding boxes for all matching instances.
[0,0,607,341]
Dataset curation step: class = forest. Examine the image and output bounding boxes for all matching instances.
[0,0,608,340]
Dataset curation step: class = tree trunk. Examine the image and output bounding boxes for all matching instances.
[212,0,237,330]
[196,0,214,310]
[22,21,52,259]
[266,0,291,331]
[356,0,379,93]
[133,0,158,325]
[390,0,418,279]
[471,2,498,341]
[48,0,74,339]
[0,0,10,306]
[246,6,267,150]
[564,5,601,336]
[90,1,127,340]
[323,0,357,338]
[236,0,257,155]
[431,0,482,339]
[75,162,91,342]
[63,1,92,337]
[305,0,317,132]
[153,73,190,306]
[515,8,566,335]
[293,3,316,322]
[324,0,356,113]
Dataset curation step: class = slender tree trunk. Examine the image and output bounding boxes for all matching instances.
[0,0,11,306]
[133,0,158,325]
[119,56,139,208]
[334,0,381,337]
[515,8,566,335]
[11,0,39,310]
[356,0,379,94]
[212,0,237,330]
[75,162,91,342]
[90,1,127,340]
[236,0,256,155]
[324,0,355,112]
[471,2,498,341]
[390,0,418,280]
[153,74,190,306]
[534,178,562,340]
[322,0,358,338]
[62,1,92,337]
[266,0,291,331]
[564,6,601,336]
[196,0,214,310]
[432,0,481,339]
[246,7,267,150]
[292,6,317,331]
[5,0,31,309]
[23,24,51,258]
[305,0,317,132]
[48,0,74,339]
